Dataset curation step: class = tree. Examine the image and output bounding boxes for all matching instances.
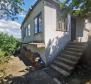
[61,0,91,17]
[0,0,24,20]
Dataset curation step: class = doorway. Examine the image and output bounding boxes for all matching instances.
[71,17,76,41]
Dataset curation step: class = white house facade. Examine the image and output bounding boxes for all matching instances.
[21,0,91,64]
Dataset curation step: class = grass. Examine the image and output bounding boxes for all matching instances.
[0,50,11,78]
[0,50,10,64]
[0,50,5,57]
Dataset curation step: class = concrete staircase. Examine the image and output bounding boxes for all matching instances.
[45,41,87,83]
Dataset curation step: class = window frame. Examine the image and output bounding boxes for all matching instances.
[34,12,42,34]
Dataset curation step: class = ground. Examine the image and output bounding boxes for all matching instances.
[0,55,91,84]
[5,56,27,76]
[0,56,27,77]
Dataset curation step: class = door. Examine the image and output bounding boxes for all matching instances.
[71,17,76,41]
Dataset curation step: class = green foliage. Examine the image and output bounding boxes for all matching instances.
[0,51,5,57]
[61,0,91,17]
[0,32,20,56]
[0,0,24,20]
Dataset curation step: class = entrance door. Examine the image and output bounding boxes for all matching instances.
[71,17,76,41]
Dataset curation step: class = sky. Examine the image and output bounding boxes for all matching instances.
[17,0,37,24]
[0,0,36,38]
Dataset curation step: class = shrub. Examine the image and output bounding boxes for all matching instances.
[0,32,20,56]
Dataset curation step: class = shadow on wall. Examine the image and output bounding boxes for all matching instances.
[45,32,71,64]
[76,18,84,42]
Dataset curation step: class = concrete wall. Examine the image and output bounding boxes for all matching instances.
[24,44,46,63]
[76,18,91,42]
[22,0,44,43]
[44,2,71,64]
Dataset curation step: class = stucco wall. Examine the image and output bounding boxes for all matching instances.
[22,0,44,43]
[44,4,71,64]
[76,18,91,42]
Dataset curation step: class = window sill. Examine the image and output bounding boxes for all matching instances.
[34,32,42,35]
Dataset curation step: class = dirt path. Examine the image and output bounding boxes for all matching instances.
[5,56,27,76]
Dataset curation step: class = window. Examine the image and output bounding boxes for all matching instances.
[22,28,25,40]
[24,24,31,37]
[25,27,28,37]
[56,12,67,31]
[28,24,31,36]
[34,13,42,33]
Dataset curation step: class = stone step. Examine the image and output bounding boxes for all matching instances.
[64,47,83,52]
[56,56,76,65]
[69,42,86,45]
[61,54,80,61]
[53,78,62,84]
[69,41,86,45]
[54,60,73,71]
[50,64,70,76]
[45,41,87,77]
[66,44,86,49]
[63,50,82,56]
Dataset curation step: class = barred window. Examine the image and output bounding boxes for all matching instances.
[56,13,67,31]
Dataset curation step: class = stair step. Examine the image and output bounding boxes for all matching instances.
[53,78,61,84]
[54,60,73,70]
[69,42,86,45]
[65,47,83,52]
[69,41,86,44]
[61,54,80,61]
[63,50,82,56]
[45,41,87,77]
[56,57,76,65]
[50,64,70,76]
[66,44,86,49]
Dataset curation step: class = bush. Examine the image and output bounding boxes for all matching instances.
[0,32,20,56]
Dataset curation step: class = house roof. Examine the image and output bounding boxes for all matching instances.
[20,0,60,29]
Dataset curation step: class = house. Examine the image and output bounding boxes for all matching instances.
[21,0,91,65]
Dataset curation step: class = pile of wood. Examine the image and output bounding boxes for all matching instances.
[20,46,45,69]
